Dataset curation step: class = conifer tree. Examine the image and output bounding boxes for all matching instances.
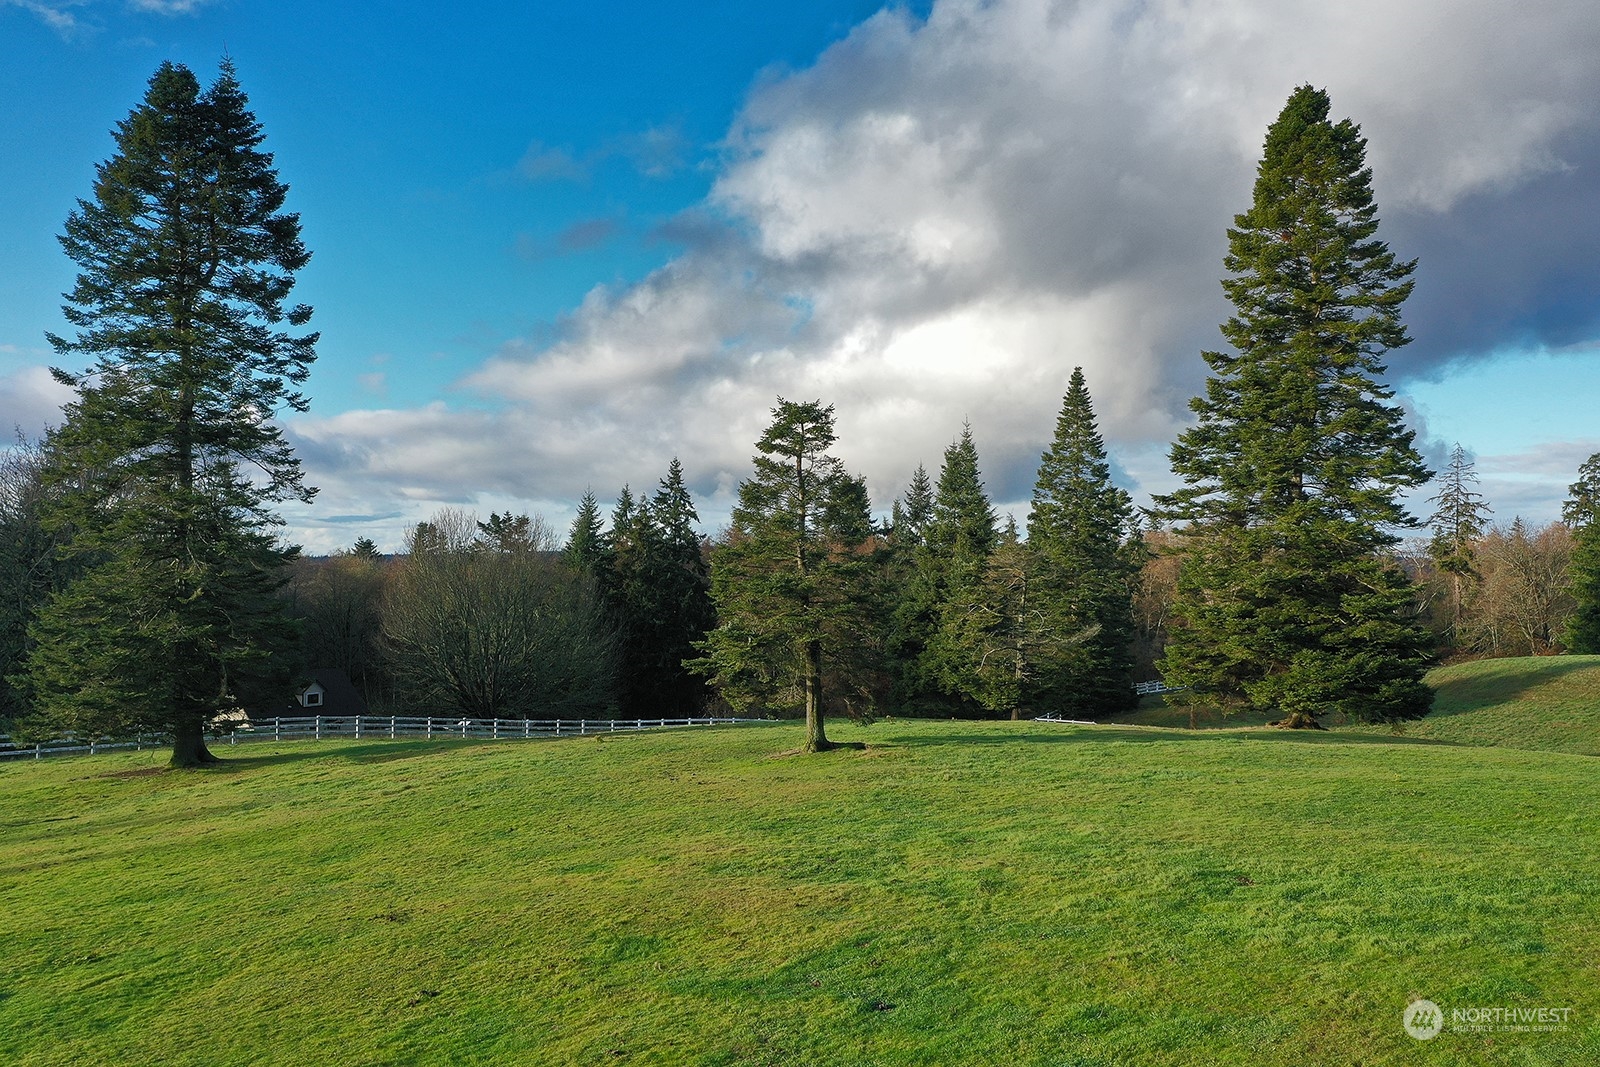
[1027,368,1138,715]
[1157,86,1433,727]
[564,490,609,572]
[691,399,876,750]
[1563,452,1600,654]
[24,60,316,766]
[1427,443,1491,641]
[921,426,1000,711]
[639,459,715,714]
[889,465,935,546]
[884,463,940,709]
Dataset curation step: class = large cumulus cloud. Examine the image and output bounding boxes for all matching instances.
[287,0,1600,550]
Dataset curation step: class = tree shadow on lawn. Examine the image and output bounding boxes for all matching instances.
[883,724,1455,749]
[199,738,481,772]
[1425,656,1600,720]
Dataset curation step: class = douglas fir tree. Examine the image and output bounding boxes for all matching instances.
[1157,86,1433,727]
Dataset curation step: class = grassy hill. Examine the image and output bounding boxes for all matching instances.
[1114,656,1600,756]
[2,719,1597,1066]
[1364,655,1600,755]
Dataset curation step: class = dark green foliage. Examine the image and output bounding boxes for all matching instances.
[287,551,389,711]
[564,490,609,572]
[1157,86,1433,727]
[888,464,934,546]
[608,461,716,715]
[476,511,550,553]
[933,521,1043,717]
[350,537,382,561]
[0,439,70,731]
[1564,453,1600,654]
[26,60,316,765]
[1027,368,1139,716]
[691,399,882,750]
[883,465,938,709]
[918,427,1002,714]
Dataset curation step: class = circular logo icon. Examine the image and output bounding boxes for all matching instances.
[1404,999,1444,1040]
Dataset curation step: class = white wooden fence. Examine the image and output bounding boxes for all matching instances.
[0,715,767,762]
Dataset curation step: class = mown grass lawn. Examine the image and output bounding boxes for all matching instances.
[2,715,1597,1066]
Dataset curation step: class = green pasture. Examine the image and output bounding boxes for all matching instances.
[2,661,1597,1065]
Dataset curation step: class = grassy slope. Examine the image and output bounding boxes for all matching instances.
[2,721,1597,1067]
[1114,656,1600,756]
[1362,656,1600,755]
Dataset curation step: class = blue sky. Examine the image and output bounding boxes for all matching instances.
[3,0,1597,551]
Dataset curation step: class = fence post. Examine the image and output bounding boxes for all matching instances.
[355,716,363,740]
[390,716,396,739]
[316,715,323,740]
[427,718,433,739]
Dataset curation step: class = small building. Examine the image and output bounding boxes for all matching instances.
[289,669,369,717]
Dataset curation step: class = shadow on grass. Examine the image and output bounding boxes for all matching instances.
[1425,656,1600,720]
[198,738,480,772]
[883,724,1455,749]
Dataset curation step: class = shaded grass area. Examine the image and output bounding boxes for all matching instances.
[2,721,1597,1066]
[1110,656,1600,757]
[1349,656,1600,755]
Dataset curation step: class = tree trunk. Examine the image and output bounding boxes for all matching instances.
[170,720,222,768]
[1269,710,1326,730]
[803,639,833,752]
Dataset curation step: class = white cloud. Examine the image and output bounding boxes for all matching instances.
[3,0,86,35]
[222,0,1600,538]
[0,365,73,438]
[126,0,211,13]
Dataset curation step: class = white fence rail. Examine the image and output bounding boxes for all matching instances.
[1134,680,1187,696]
[0,715,767,762]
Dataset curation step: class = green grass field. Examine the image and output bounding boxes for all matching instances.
[1116,655,1600,756]
[3,659,1598,1065]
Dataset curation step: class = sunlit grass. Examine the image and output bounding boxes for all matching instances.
[2,717,1597,1065]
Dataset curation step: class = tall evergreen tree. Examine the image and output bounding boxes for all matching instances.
[0,438,66,730]
[638,459,716,714]
[1427,443,1492,641]
[889,464,935,546]
[690,399,876,751]
[564,490,609,572]
[1563,452,1600,654]
[884,463,939,710]
[1027,368,1138,716]
[921,426,1001,712]
[24,60,316,766]
[1156,86,1433,727]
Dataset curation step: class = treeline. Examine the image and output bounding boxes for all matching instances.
[13,63,1600,764]
[280,372,1140,727]
[1391,444,1600,658]
[286,462,714,720]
